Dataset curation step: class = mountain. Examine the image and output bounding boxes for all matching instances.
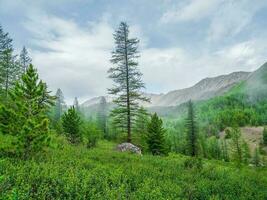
[145,71,251,107]
[81,71,251,108]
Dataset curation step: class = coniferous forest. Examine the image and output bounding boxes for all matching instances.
[1,3,267,199]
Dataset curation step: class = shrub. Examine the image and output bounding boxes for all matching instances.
[183,157,203,170]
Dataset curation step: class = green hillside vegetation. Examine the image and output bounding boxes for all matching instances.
[1,139,267,199]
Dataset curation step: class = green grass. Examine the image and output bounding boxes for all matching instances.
[0,140,267,199]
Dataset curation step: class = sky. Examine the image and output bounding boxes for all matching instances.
[1,0,267,104]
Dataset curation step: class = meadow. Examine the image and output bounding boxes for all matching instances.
[1,138,267,200]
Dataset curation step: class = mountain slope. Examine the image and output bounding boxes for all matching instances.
[82,71,250,109]
[146,71,250,107]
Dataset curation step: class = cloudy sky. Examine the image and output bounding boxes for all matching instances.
[1,0,267,103]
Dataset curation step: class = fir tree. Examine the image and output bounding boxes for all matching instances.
[146,113,167,156]
[186,100,198,157]
[0,64,54,158]
[19,46,32,74]
[62,106,82,144]
[97,96,108,138]
[108,22,149,142]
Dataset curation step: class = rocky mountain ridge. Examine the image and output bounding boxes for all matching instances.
[82,71,251,108]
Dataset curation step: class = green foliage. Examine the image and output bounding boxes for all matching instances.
[242,141,251,164]
[53,88,65,123]
[0,141,267,199]
[0,64,54,158]
[186,100,198,157]
[229,127,243,165]
[108,22,149,142]
[207,136,222,160]
[263,127,267,145]
[0,25,20,98]
[253,147,261,167]
[96,96,108,138]
[146,113,167,156]
[81,121,102,148]
[19,46,31,74]
[62,106,82,144]
[183,157,203,170]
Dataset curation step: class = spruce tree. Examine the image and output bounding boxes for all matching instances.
[97,96,108,138]
[19,46,32,74]
[146,113,167,155]
[73,97,79,112]
[0,26,19,98]
[0,64,54,158]
[54,88,65,122]
[186,100,198,157]
[108,22,149,143]
[62,106,81,144]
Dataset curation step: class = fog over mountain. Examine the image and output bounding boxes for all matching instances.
[82,69,252,108]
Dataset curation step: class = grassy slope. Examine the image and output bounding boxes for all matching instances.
[1,139,267,200]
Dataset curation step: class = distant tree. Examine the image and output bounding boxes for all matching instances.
[221,139,229,162]
[0,26,19,98]
[73,97,79,111]
[133,106,149,134]
[253,146,261,167]
[230,126,242,164]
[263,127,267,145]
[242,140,251,164]
[97,96,108,138]
[133,106,150,150]
[108,22,149,142]
[54,88,65,122]
[146,113,167,156]
[19,46,32,74]
[186,100,198,157]
[0,64,54,158]
[207,136,221,160]
[198,133,208,158]
[62,106,82,144]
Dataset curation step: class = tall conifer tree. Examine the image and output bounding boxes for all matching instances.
[0,25,19,98]
[108,22,149,142]
[186,100,198,157]
[0,64,54,158]
[147,113,167,155]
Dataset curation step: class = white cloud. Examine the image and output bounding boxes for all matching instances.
[161,0,222,23]
[23,13,267,103]
[139,41,267,93]
[24,14,114,103]
[207,0,267,41]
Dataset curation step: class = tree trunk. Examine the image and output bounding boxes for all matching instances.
[124,25,131,143]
